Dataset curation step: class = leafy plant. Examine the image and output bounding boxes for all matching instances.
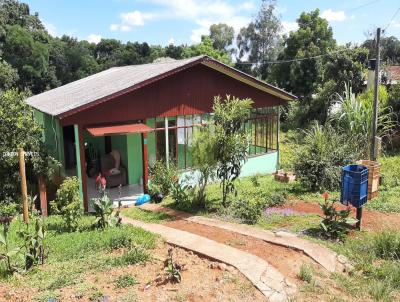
[191,127,218,207]
[224,199,264,225]
[164,247,182,283]
[92,194,121,229]
[149,160,178,196]
[170,180,194,209]
[294,122,358,191]
[372,231,400,260]
[319,193,356,240]
[250,174,260,187]
[18,216,47,270]
[0,218,19,273]
[114,274,139,288]
[51,177,83,231]
[213,95,253,207]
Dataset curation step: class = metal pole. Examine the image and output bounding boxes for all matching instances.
[371,27,381,161]
[164,117,169,167]
[18,148,29,224]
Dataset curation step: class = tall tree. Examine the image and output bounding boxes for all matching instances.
[183,36,232,65]
[362,36,400,64]
[209,23,234,52]
[273,9,336,100]
[236,0,282,79]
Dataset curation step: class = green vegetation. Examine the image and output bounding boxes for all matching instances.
[123,207,173,223]
[51,177,83,231]
[0,215,157,295]
[298,264,313,283]
[114,274,139,288]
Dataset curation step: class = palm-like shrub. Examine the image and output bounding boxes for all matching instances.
[330,85,397,157]
[294,122,358,191]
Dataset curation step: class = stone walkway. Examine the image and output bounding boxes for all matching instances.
[121,215,296,302]
[139,203,352,273]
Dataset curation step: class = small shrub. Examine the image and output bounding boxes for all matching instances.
[294,122,358,191]
[170,181,194,209]
[319,193,357,240]
[164,247,182,283]
[223,198,264,225]
[114,246,150,266]
[298,264,313,283]
[266,191,288,207]
[18,216,47,270]
[149,160,177,196]
[92,194,121,229]
[51,177,83,231]
[0,219,19,273]
[114,274,139,288]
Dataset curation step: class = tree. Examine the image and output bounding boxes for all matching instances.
[209,23,234,51]
[191,127,218,207]
[94,38,122,68]
[0,59,18,90]
[183,36,232,65]
[0,89,57,202]
[324,45,368,94]
[273,9,336,99]
[362,36,400,64]
[213,95,253,207]
[236,0,282,79]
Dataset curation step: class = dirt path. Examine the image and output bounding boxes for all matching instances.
[282,201,400,231]
[164,219,318,283]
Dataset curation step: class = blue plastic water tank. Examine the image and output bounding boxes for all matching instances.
[340,164,369,208]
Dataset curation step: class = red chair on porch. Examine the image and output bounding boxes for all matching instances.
[100,150,127,188]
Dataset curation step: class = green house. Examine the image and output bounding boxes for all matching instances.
[26,55,296,211]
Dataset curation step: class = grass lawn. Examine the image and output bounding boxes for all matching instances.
[122,207,173,223]
[0,215,157,301]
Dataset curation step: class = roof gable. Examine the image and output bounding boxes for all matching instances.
[26,55,296,117]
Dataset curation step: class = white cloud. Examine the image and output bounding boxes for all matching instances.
[42,21,57,36]
[391,21,400,28]
[321,9,346,22]
[168,37,175,45]
[87,34,102,44]
[111,0,255,43]
[281,21,298,34]
[110,10,156,32]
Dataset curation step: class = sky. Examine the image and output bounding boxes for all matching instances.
[24,0,400,46]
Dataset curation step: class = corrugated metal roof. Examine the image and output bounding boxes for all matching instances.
[26,55,296,117]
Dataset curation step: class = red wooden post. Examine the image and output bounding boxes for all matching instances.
[141,132,149,193]
[38,175,48,216]
[78,125,89,212]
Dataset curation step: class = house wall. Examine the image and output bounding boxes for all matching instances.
[34,110,65,174]
[60,64,286,126]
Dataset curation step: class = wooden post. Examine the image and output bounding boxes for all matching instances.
[74,125,88,212]
[38,175,48,217]
[141,132,149,193]
[18,148,29,224]
[356,207,363,230]
[371,27,381,161]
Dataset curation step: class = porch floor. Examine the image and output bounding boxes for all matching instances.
[87,177,143,211]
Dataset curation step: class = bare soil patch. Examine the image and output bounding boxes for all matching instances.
[164,219,319,283]
[282,201,400,231]
[0,242,265,302]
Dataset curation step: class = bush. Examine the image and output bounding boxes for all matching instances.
[298,264,313,283]
[92,194,121,229]
[51,177,83,231]
[225,199,264,224]
[294,122,358,192]
[149,161,178,196]
[319,198,356,240]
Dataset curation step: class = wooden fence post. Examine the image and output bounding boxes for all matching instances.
[18,148,29,224]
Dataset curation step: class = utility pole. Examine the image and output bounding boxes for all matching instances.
[371,27,381,161]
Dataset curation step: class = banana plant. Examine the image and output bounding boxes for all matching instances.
[0,223,20,273]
